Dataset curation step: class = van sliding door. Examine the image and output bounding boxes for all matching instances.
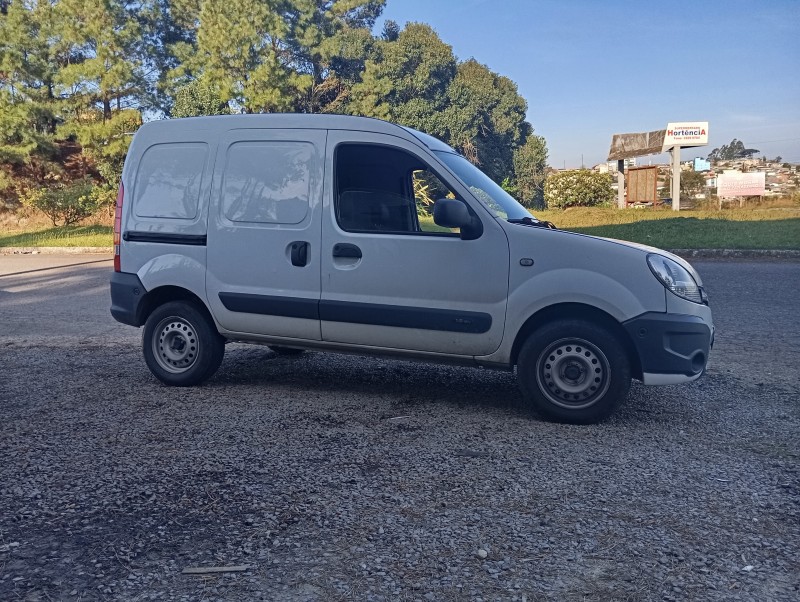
[206,129,326,340]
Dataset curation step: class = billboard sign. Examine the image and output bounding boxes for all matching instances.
[717,171,765,197]
[608,129,666,160]
[626,166,659,203]
[663,122,709,150]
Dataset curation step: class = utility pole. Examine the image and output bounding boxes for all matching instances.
[670,146,681,211]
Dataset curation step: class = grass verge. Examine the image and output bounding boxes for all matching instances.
[0,225,113,248]
[532,207,800,250]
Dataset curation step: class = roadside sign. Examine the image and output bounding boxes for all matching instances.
[717,171,765,197]
[663,122,709,150]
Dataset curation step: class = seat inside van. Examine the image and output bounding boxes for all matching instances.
[335,143,423,233]
[338,190,415,232]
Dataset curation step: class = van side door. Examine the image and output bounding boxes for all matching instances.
[320,131,510,356]
[206,129,326,340]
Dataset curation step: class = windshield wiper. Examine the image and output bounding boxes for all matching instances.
[507,216,557,229]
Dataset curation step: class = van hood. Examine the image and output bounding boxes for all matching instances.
[591,235,703,285]
[504,219,703,285]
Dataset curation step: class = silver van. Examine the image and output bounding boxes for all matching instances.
[110,114,713,423]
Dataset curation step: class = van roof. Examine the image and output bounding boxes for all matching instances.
[136,114,457,153]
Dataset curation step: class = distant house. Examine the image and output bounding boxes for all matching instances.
[604,158,637,173]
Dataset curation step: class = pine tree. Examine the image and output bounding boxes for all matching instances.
[0,0,59,164]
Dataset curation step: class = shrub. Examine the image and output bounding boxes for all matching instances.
[544,170,614,209]
[24,179,100,226]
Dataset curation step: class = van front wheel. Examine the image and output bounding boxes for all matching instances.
[143,301,224,386]
[517,320,631,424]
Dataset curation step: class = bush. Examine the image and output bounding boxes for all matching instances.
[24,179,100,226]
[544,170,614,209]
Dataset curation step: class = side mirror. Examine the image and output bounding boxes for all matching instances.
[433,199,483,240]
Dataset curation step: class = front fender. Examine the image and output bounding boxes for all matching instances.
[480,267,666,364]
[512,268,663,323]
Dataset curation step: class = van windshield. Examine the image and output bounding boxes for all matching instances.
[434,151,532,221]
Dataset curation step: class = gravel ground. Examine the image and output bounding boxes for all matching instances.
[0,257,798,601]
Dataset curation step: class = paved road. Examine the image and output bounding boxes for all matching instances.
[0,254,127,342]
[0,254,798,601]
[696,258,800,388]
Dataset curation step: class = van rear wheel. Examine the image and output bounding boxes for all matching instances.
[143,301,224,386]
[517,319,631,424]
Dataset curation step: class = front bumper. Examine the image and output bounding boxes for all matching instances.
[623,312,713,385]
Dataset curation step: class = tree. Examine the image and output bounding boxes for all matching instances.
[544,170,614,209]
[513,134,548,208]
[380,18,399,41]
[140,0,205,114]
[345,25,535,185]
[0,1,548,215]
[441,59,529,183]
[192,0,299,113]
[59,109,142,186]
[171,76,230,118]
[680,170,706,199]
[284,0,385,113]
[180,0,385,115]
[347,22,456,133]
[707,138,760,161]
[0,0,59,164]
[0,0,65,207]
[55,0,146,120]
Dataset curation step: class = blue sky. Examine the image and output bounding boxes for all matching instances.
[377,0,800,168]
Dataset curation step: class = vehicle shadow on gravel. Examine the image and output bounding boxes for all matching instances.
[215,345,522,412]
[210,345,703,426]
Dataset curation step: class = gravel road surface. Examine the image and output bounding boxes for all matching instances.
[1,255,798,601]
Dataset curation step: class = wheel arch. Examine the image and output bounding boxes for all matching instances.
[136,286,214,327]
[510,302,642,380]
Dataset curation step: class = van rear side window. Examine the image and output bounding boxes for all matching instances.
[221,141,313,224]
[133,143,208,219]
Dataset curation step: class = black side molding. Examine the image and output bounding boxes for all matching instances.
[123,231,207,246]
[219,293,320,320]
[321,300,491,334]
[217,293,492,334]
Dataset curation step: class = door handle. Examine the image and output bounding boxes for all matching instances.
[290,241,309,267]
[332,243,362,259]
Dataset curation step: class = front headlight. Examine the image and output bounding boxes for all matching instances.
[647,254,703,304]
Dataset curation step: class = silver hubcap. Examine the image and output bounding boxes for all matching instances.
[152,317,199,374]
[536,338,610,409]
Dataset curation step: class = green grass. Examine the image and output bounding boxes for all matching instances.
[0,225,113,247]
[2,207,799,250]
[531,207,800,250]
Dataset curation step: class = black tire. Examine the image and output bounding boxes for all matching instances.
[517,319,631,424]
[268,345,305,357]
[142,301,225,386]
